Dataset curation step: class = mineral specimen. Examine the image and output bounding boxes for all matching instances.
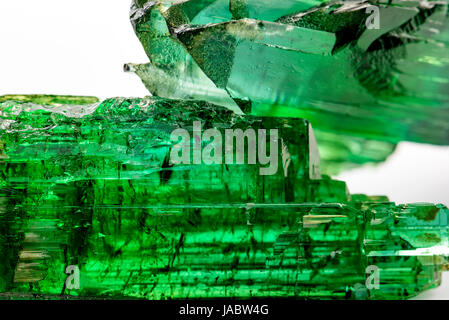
[0,95,332,205]
[128,0,449,166]
[0,95,447,299]
[0,0,448,302]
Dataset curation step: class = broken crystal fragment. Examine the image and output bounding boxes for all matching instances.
[0,0,447,302]
[130,0,449,145]
[313,130,397,175]
[2,198,448,299]
[129,2,243,114]
[0,95,447,300]
[0,95,340,205]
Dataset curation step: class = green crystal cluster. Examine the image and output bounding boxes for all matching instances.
[0,95,447,300]
[0,0,448,300]
[128,0,449,173]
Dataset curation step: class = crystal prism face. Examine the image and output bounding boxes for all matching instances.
[6,202,449,299]
[0,95,448,300]
[0,95,342,205]
[312,130,396,175]
[0,0,448,302]
[129,0,449,146]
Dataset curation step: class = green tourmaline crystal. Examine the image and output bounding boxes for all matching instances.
[0,0,447,302]
[0,95,99,106]
[128,0,449,147]
[0,95,338,205]
[311,130,396,175]
[0,95,447,299]
[7,202,449,299]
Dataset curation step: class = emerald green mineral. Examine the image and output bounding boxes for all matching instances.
[0,0,448,301]
[127,0,449,173]
[129,0,449,145]
[0,95,447,300]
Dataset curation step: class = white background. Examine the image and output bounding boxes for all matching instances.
[0,0,448,299]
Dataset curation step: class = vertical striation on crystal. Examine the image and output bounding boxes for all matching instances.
[0,0,448,302]
[0,96,447,300]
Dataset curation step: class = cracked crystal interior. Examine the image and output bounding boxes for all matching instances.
[0,0,448,299]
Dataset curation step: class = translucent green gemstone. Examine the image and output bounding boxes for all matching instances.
[0,95,447,300]
[129,0,449,146]
[312,130,396,176]
[0,95,338,205]
[0,95,99,106]
[0,0,447,302]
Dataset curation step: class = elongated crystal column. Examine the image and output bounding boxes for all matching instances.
[0,95,335,206]
[0,95,447,300]
[129,0,449,145]
[3,202,449,299]
[0,95,343,296]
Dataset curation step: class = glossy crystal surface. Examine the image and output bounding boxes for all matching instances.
[129,0,449,150]
[1,0,448,302]
[0,95,447,300]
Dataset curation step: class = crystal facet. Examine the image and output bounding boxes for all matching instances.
[1,0,448,301]
[0,95,447,300]
[129,0,449,146]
